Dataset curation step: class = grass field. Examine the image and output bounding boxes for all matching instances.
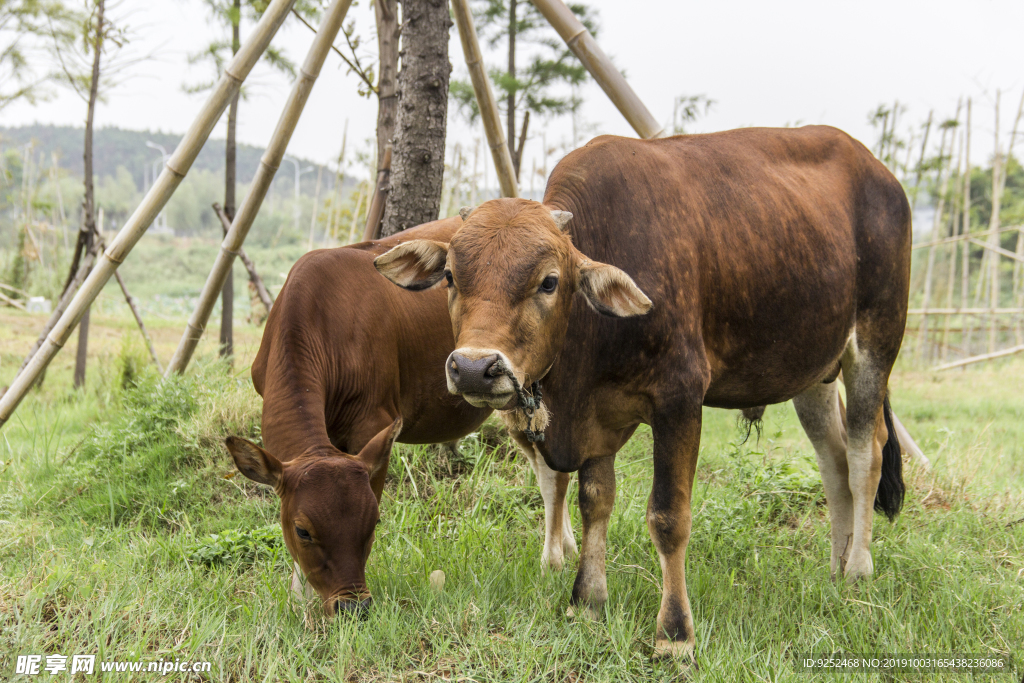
[0,309,1022,681]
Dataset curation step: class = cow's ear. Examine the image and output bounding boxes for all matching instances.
[226,436,282,489]
[578,261,653,317]
[374,240,449,290]
[355,417,403,500]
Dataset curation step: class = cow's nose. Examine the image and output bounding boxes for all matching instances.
[334,596,372,619]
[447,352,501,394]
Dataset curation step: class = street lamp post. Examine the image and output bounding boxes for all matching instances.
[145,141,170,231]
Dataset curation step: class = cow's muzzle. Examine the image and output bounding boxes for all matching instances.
[446,350,516,408]
[334,596,372,619]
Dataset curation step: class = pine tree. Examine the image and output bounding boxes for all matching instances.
[448,0,597,180]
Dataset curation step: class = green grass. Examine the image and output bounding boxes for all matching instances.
[1,343,1022,681]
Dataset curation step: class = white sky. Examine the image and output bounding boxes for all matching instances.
[4,0,1023,189]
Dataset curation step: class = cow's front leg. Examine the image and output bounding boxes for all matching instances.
[648,407,701,661]
[567,454,615,619]
[514,434,577,572]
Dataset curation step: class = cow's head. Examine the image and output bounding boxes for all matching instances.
[224,418,401,616]
[373,199,651,411]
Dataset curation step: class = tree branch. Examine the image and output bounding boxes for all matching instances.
[290,9,376,96]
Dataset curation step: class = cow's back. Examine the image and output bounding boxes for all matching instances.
[543,127,910,409]
[255,218,490,458]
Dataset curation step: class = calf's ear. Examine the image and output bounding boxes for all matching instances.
[374,240,449,290]
[356,417,403,500]
[225,436,283,489]
[578,262,653,317]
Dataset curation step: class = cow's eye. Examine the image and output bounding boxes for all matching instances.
[539,275,558,293]
[295,526,311,541]
[444,270,454,287]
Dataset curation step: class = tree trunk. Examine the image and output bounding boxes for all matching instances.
[380,0,451,236]
[375,0,399,169]
[220,0,240,359]
[74,0,106,389]
[507,0,517,177]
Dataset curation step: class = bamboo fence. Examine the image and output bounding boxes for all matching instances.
[907,91,1024,369]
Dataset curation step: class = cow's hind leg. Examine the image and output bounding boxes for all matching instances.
[793,381,854,577]
[567,454,616,619]
[838,336,899,580]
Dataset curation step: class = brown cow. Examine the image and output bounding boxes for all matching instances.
[225,218,576,617]
[374,126,909,660]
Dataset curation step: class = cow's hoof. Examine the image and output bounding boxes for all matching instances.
[654,638,696,664]
[655,638,696,663]
[844,552,873,581]
[566,602,601,621]
[540,552,565,573]
[562,534,578,558]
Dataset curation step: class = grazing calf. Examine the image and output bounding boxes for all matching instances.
[375,127,910,660]
[225,218,576,617]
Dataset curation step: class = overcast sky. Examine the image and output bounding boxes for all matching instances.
[4,0,1022,190]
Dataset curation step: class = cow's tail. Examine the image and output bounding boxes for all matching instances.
[873,392,905,521]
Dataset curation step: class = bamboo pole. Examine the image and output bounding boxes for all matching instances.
[347,186,366,243]
[968,238,1024,263]
[0,291,27,311]
[910,111,932,210]
[450,0,519,199]
[933,343,1024,371]
[165,0,352,376]
[942,127,965,362]
[361,144,392,241]
[916,119,953,359]
[214,203,274,311]
[113,270,162,373]
[530,0,667,141]
[1005,89,1024,344]
[909,307,1024,315]
[912,224,1022,249]
[0,283,29,297]
[987,90,1002,353]
[961,98,973,357]
[307,164,323,250]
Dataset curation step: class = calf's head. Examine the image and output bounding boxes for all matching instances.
[374,199,652,411]
[224,418,401,616]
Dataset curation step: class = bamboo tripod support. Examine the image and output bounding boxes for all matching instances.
[531,0,668,140]
[0,0,297,429]
[164,0,353,376]
[450,0,519,199]
[213,203,275,312]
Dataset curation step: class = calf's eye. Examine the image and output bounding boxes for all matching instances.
[539,275,558,293]
[444,270,454,287]
[295,526,311,541]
